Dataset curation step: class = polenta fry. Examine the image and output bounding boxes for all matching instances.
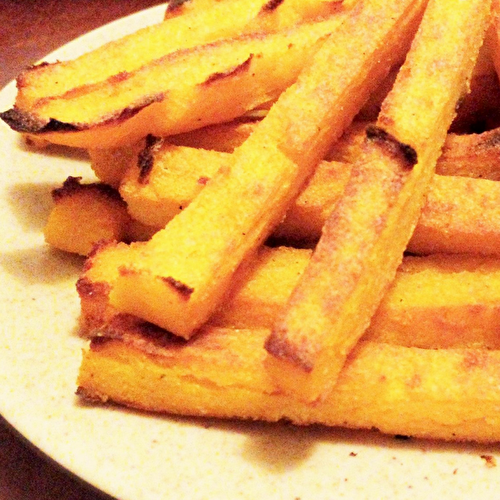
[2,13,353,148]
[264,0,491,402]
[107,0,427,339]
[15,0,349,109]
[407,175,500,256]
[78,242,500,350]
[117,136,500,253]
[77,326,500,443]
[44,177,130,256]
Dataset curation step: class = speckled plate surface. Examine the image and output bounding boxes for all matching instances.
[1,5,500,500]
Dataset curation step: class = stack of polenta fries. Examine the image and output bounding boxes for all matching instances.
[4,0,500,442]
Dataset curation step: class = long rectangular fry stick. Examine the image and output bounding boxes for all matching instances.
[77,326,500,443]
[264,0,491,402]
[15,0,348,109]
[2,13,353,148]
[93,120,500,191]
[107,0,427,338]
[216,250,500,351]
[79,243,500,350]
[119,138,500,255]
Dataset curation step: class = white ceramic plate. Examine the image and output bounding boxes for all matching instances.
[1,5,500,500]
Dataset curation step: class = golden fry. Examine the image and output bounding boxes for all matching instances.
[2,14,352,148]
[44,177,130,256]
[119,138,227,227]
[265,0,491,402]
[78,326,500,443]
[88,142,144,189]
[217,249,500,350]
[96,123,500,251]
[16,0,347,109]
[364,253,500,349]
[79,242,500,349]
[408,175,500,256]
[108,0,426,339]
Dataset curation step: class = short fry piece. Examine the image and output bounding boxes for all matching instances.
[78,326,500,443]
[108,0,427,338]
[44,177,130,256]
[88,141,144,188]
[265,0,491,402]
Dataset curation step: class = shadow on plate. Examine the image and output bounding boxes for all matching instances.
[6,182,56,233]
[0,245,83,285]
[18,136,89,162]
[75,396,500,475]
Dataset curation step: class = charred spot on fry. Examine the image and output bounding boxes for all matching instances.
[365,125,418,167]
[202,55,253,86]
[52,176,123,203]
[264,330,314,372]
[76,277,111,300]
[75,384,109,404]
[51,176,84,200]
[103,314,187,350]
[1,91,165,134]
[137,135,164,184]
[161,276,195,299]
[41,118,82,132]
[0,107,66,133]
[74,92,166,130]
[109,92,166,125]
[27,60,52,71]
[260,0,285,14]
[165,0,192,15]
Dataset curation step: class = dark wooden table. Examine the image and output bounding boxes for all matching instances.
[0,2,165,498]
